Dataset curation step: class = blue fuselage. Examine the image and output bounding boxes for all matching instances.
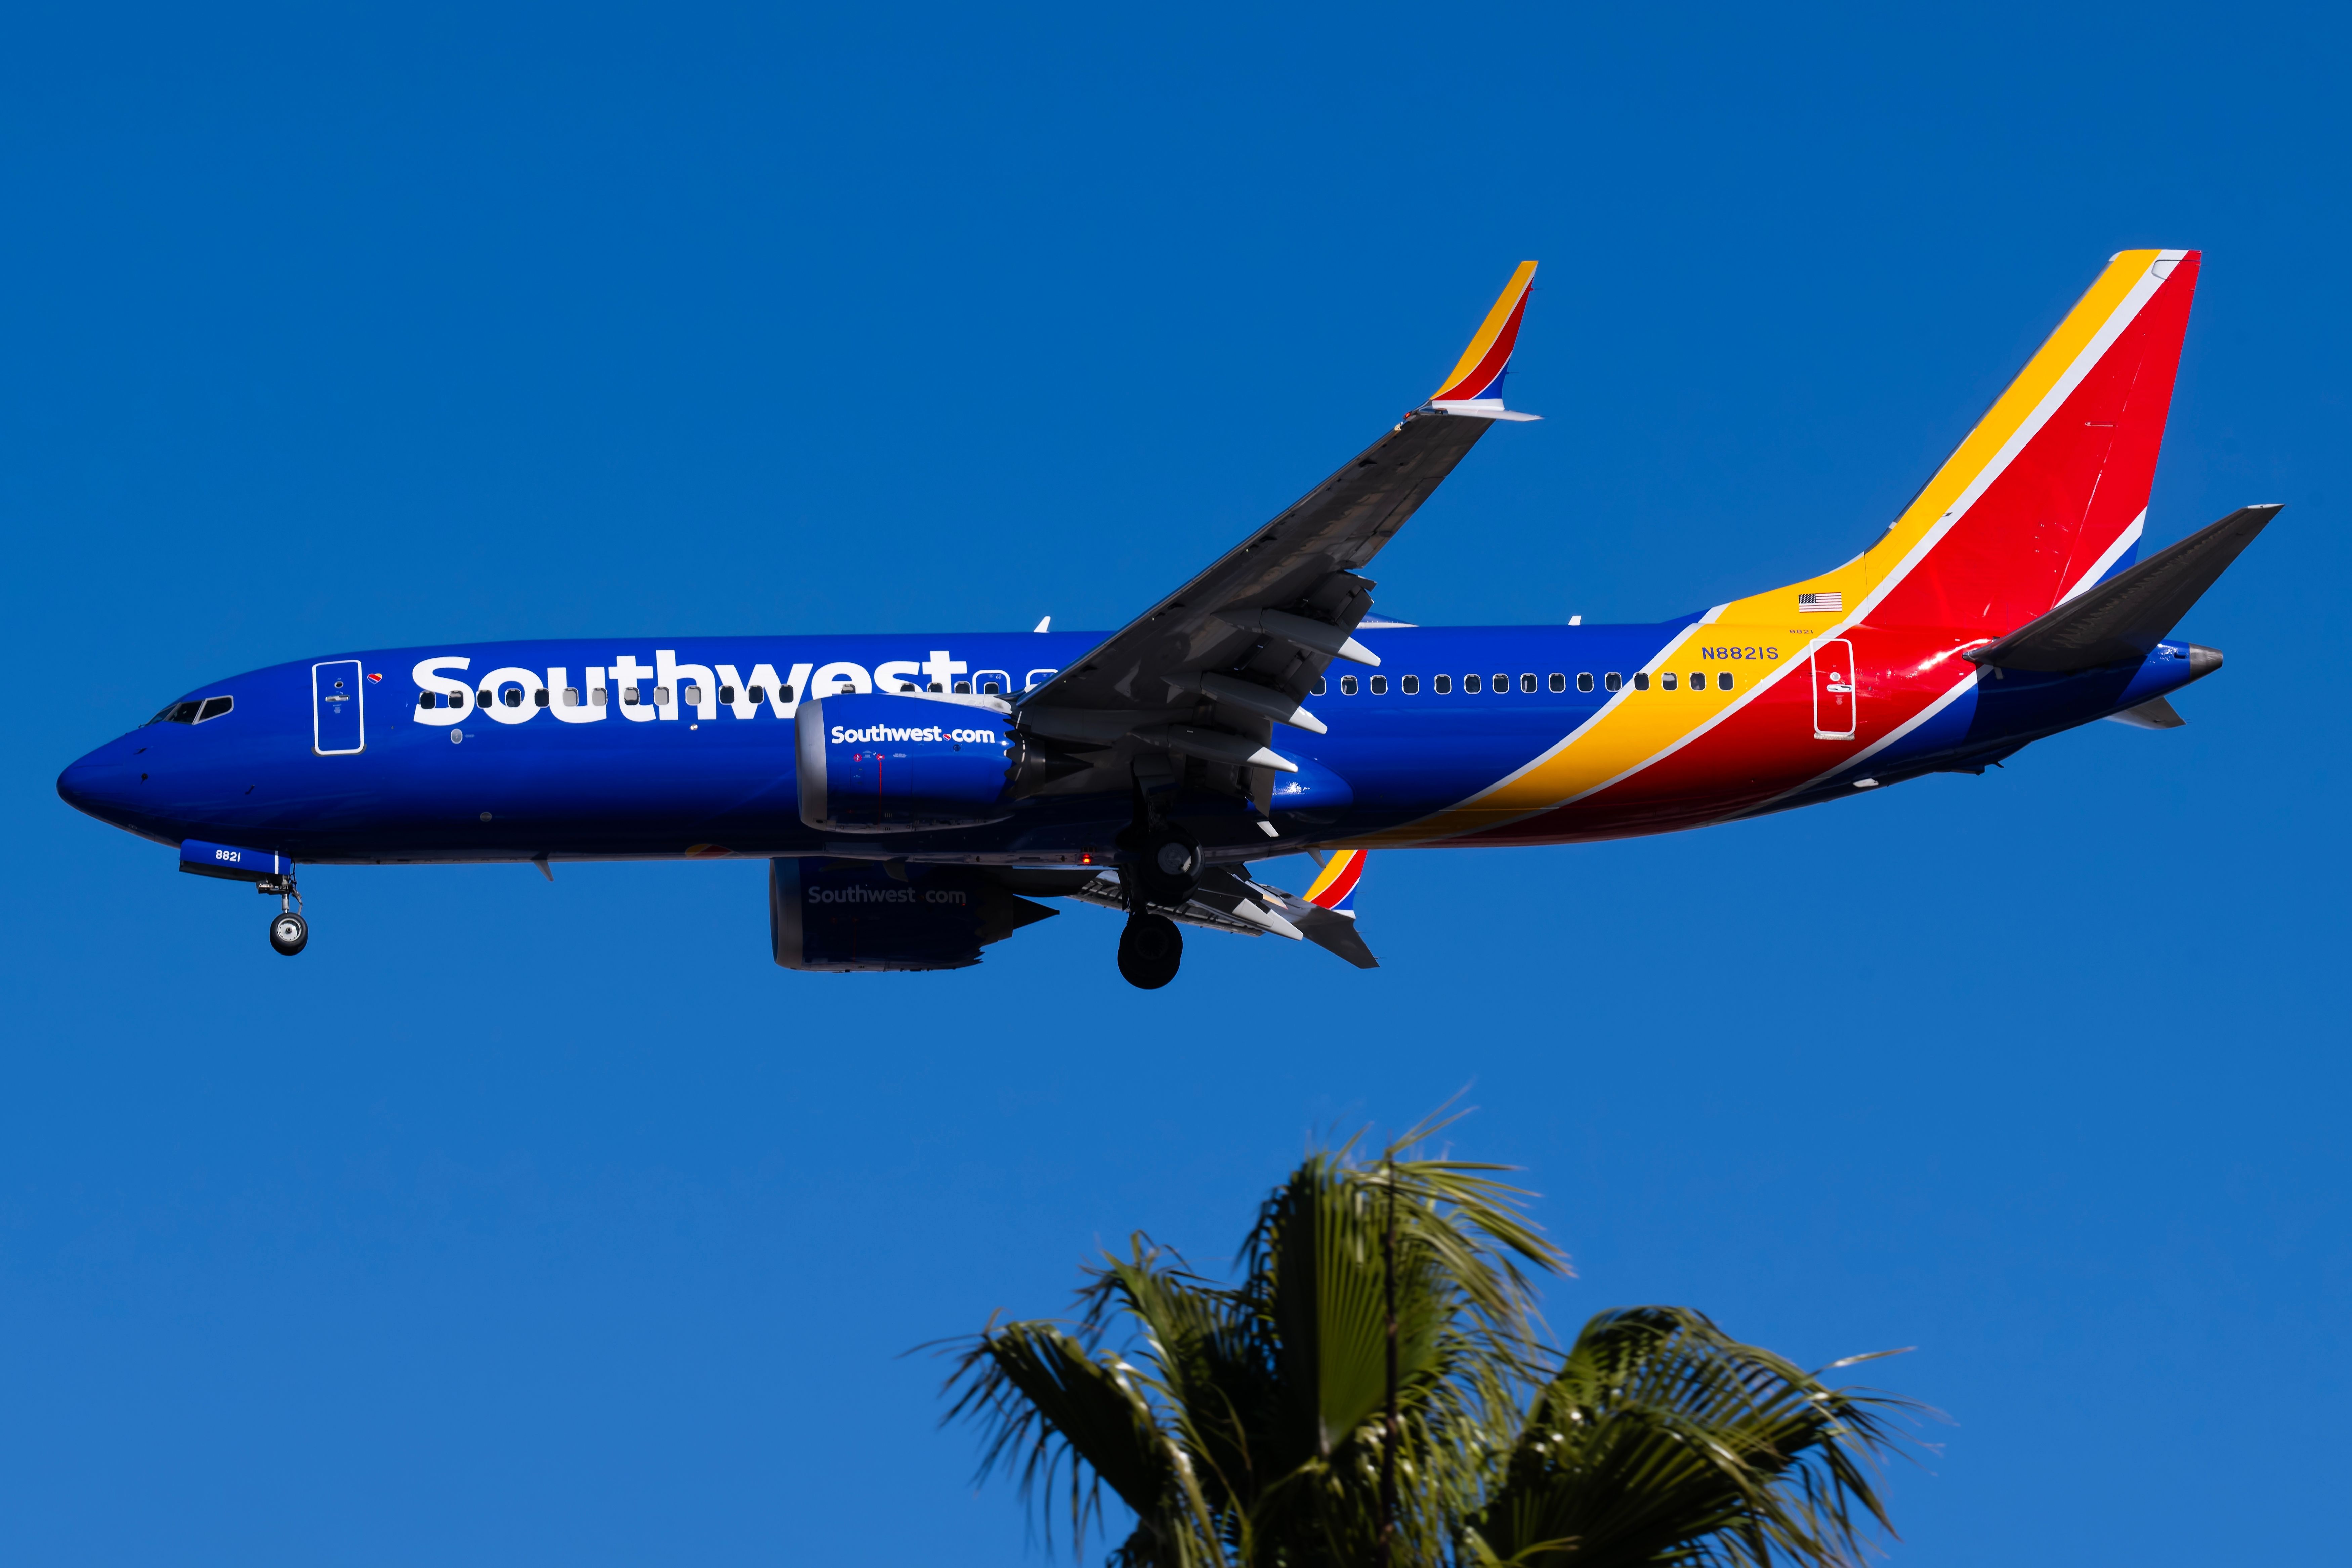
[57,624,2205,867]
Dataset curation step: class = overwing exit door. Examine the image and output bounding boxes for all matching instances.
[313,660,365,755]
[1811,639,1856,739]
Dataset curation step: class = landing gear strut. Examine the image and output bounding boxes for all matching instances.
[1118,913,1182,989]
[1115,757,1193,988]
[259,872,307,956]
[1134,830,1201,906]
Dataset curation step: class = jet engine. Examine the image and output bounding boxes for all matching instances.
[795,693,1015,833]
[769,857,1057,972]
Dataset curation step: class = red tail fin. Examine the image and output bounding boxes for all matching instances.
[1764,251,2201,635]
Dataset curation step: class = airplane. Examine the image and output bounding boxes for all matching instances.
[58,251,2274,989]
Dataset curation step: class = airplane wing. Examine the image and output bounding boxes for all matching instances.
[1015,264,1540,798]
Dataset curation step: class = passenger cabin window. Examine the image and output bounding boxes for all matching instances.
[1577,673,1593,692]
[953,681,971,694]
[1549,673,1565,693]
[622,687,639,705]
[780,684,795,701]
[562,688,581,707]
[682,684,703,705]
[1340,674,1358,695]
[718,686,736,703]
[478,689,493,706]
[533,688,549,708]
[1434,674,1452,693]
[1519,673,1536,693]
[1369,675,1387,695]
[1401,675,1419,694]
[1312,677,1327,695]
[1688,673,1704,692]
[1718,672,1733,691]
[451,690,466,709]
[653,686,671,705]
[417,691,434,710]
[1634,673,1651,691]
[591,687,606,706]
[1661,672,1676,690]
[1492,673,1507,692]
[1465,674,1482,693]
[747,686,764,703]
[1604,672,1623,691]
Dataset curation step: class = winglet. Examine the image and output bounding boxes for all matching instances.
[1427,262,1540,420]
[1303,849,1366,914]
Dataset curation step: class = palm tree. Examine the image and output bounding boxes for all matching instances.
[940,1122,1918,1567]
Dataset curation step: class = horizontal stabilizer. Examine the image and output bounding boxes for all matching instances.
[2105,696,2186,729]
[1969,504,2280,672]
[1291,904,1379,968]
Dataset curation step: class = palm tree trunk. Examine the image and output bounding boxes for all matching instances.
[1379,1154,1398,1568]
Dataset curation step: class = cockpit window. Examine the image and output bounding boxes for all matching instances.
[163,701,201,724]
[196,696,233,722]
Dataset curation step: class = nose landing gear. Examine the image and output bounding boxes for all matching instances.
[258,872,307,956]
[269,909,309,955]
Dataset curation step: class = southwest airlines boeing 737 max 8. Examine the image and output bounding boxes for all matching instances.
[58,252,2272,987]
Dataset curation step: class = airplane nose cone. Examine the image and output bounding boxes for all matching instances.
[57,745,142,827]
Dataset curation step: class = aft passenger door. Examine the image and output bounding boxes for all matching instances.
[1810,639,1856,740]
[313,660,366,755]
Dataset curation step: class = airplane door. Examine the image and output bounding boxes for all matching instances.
[1811,640,1855,739]
[312,660,366,755]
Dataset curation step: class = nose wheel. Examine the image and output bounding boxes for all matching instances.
[257,872,307,956]
[1118,913,1182,989]
[269,909,309,955]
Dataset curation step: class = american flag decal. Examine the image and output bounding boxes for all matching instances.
[1797,592,1843,613]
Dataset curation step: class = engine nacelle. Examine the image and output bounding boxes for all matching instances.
[795,693,1015,833]
[769,857,1056,972]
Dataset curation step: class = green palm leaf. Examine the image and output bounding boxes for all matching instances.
[1463,1307,1921,1568]
[938,1120,1920,1568]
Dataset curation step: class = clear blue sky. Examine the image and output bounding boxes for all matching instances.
[3,4,2344,1563]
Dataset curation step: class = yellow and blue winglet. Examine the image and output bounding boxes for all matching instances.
[1427,261,1539,420]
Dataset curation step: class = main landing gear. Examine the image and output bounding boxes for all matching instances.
[259,872,307,956]
[1116,757,1195,990]
[1118,913,1182,990]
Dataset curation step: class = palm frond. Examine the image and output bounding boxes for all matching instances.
[937,1121,1921,1568]
[1465,1307,1924,1568]
[941,1314,1222,1566]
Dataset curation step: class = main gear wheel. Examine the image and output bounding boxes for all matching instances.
[1116,913,1182,989]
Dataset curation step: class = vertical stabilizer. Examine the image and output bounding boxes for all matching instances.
[1754,250,2201,634]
